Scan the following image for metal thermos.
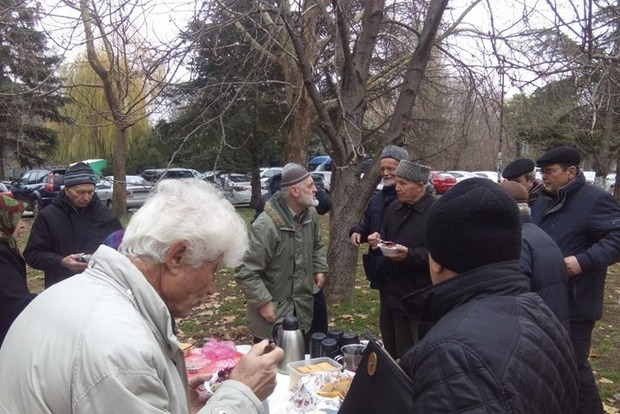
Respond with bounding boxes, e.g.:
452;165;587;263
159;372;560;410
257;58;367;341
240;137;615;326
272;315;305;374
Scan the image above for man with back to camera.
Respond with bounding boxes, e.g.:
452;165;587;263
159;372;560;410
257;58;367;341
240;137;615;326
366;160;435;359
236;163;329;347
0;179;284;413
24;162;122;288
502;157;545;205
531;146;620;414
499;180;570;330
399;178;578;413
349;145;408;352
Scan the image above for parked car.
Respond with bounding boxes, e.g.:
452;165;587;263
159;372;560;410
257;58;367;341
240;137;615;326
583;170;596;185
95;175;154;209
473;171;500;182
606;173;616;193
259;167;283;187
431;171;457;194
218;173;256;206
140;168;202;182
307;155;372;192
0;182;13;198
442;170;477;183
10;168;66;216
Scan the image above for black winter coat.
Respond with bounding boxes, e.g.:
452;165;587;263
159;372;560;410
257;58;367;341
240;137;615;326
531;173;620;321
521;217;570;331
377;191;435;308
349;185;398;290
0;243;36;347
399;261;579;414
24;192;123;288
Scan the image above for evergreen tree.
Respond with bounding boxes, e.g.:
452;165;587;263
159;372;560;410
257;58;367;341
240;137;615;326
0;0;69;177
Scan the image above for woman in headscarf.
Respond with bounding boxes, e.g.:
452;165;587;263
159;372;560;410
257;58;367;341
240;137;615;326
0;195;36;347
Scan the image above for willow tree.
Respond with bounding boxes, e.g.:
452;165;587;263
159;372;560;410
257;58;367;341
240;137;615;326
45;0;170;215
53;55;150;164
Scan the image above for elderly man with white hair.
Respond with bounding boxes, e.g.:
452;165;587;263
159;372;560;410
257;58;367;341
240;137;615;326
0;179;283;414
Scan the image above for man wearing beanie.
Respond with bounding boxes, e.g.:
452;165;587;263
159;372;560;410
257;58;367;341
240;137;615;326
499;180;569;330
531;146;620;414
399;178;578;413
366;159;434;358
24;162;122;288
349;145;407;289
502;157;545;205
236;163;328;347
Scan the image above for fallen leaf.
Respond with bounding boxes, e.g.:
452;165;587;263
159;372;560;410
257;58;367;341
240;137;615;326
599;377;614;384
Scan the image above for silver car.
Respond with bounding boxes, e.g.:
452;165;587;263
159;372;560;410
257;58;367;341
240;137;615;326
96;175;154;209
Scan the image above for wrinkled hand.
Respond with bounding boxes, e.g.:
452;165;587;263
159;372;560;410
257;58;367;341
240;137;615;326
565;256;582;277
61;254;88;272
229;340;283;401
367;232;382;249
385;245;408;262
314;273;326;289
259;302;276;323
350;232;362;247
188;373;212;414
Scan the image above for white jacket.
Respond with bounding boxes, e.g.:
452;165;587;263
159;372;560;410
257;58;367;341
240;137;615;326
0;246;264;414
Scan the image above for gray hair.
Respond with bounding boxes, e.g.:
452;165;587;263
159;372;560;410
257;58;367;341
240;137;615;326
524;171;536;181
119;179;248;268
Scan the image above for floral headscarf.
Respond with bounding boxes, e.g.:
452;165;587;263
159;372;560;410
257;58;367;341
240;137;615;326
0;195;25;252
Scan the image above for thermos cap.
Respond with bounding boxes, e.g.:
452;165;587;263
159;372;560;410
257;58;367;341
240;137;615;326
282;315;300;330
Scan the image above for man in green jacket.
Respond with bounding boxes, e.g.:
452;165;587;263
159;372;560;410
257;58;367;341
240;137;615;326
236;163;329;345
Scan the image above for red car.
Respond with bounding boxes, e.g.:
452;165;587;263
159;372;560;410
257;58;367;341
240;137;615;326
431;171;457;194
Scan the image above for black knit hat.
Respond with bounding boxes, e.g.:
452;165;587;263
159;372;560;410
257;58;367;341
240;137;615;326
536;146;581;167
502;158;535;179
65;162;97;187
425;177;522;274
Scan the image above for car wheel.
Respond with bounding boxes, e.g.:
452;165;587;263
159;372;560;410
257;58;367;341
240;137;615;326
32;199;41;218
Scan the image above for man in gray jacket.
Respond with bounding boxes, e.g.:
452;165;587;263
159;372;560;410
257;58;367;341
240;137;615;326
0;179;283;414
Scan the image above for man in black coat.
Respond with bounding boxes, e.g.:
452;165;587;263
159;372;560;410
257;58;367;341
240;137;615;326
349;145;408;290
399;178;578;413
531;146;620;414
502;157;545;206
24;162;122;288
367;160;435;358
499;180;570;331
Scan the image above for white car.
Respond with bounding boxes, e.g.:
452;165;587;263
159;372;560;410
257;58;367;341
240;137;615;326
443;171;477;183
218;173;263;206
606;173;616;193
473;171;499;182
96;175;154;209
259;167;283;187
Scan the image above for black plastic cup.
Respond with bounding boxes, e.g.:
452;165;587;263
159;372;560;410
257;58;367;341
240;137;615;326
320;337;339;360
310;332;327;359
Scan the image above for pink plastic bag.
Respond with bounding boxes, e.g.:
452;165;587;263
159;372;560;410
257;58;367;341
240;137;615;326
201;338;240;361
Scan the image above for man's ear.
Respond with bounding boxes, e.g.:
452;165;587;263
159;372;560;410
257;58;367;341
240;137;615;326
165;241;188;275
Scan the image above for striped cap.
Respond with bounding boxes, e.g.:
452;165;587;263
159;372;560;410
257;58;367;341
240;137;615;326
65;162;97;187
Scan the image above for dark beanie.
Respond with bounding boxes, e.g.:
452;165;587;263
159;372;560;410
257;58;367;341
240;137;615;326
65;162;97;187
425;177;522;274
281;163;310;188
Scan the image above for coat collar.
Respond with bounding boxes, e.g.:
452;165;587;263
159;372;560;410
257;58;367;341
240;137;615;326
401;261;530;324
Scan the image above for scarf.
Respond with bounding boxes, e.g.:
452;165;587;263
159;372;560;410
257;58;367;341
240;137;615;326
0;195;25;252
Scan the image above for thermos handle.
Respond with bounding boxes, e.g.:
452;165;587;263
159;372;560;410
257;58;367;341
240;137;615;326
272;322;282;344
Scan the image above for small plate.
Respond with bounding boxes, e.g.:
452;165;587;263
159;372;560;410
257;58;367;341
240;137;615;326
378;243;398;255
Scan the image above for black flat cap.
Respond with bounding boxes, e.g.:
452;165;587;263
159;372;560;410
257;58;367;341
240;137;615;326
536;146;581;167
502;158;535;179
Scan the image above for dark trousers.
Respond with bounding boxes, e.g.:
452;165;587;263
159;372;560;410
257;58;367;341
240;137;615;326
570;320;604;414
380;290;420;359
254;290;328;354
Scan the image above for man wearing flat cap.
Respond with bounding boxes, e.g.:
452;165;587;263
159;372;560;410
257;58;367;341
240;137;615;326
398;178;578;413
502;157;544;205
367;160;435;358
24;162;122;288
236;163;328;348
531;145;620;414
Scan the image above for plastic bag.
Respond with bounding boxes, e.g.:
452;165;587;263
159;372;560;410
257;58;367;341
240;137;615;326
201;338;239;361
